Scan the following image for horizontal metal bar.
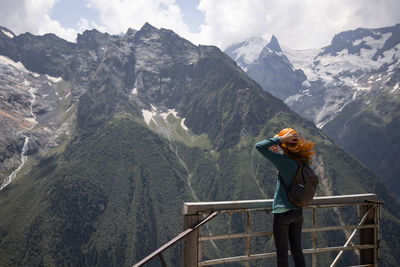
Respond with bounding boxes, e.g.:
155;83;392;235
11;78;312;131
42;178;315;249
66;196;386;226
184;199;273;215
198;208;269;215
302;224;376;233
197;203;379;215
303;244;376;254
184;194;377;215
199;224;376;241
348;265;375;267
198;245;376;266
199;231;273;241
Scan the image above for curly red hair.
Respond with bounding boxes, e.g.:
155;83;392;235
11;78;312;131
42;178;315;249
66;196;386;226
281;138;315;164
278;128;315;164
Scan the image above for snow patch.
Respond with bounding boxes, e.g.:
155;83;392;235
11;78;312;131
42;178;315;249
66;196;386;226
180;118;189;131
232;37;268;64
285;94;303;105
353;39;362;46
46;74;62;83
65;92;71;98
302;80;311;87
142;105;158;125
391;83;400;93
352;91;358;100
1;29;14;38
281;45;320;81
65;104;75;113
0;55;29;72
131;87;138;95
356;85;371;92
160;109;178;119
142;106;189;131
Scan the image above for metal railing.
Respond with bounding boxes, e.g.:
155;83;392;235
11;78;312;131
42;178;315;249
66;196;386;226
134;193;382;267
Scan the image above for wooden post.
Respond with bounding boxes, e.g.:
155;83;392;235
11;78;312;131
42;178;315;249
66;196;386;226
183;214;200;267
359;204;375;265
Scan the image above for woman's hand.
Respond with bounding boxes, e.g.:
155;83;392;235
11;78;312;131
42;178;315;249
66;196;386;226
269;145;280;153
279;131;298;144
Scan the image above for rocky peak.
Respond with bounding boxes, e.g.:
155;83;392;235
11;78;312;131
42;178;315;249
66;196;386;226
136;22;159;38
258;35;285;59
266;35;282;53
77;29;119;50
318;28;379;57
124;28;137;42
318;24;400;59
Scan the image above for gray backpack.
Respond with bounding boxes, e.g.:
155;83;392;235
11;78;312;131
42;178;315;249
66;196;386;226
278;162;319;207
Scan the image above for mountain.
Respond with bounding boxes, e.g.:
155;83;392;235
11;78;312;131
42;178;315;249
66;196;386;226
226;35;307;100
225;24;400;197
1;24;400;266
223;37;267;71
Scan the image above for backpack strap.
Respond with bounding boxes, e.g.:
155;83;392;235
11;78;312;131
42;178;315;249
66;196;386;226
277;162;302;192
277;171;290;191
278;166;305;207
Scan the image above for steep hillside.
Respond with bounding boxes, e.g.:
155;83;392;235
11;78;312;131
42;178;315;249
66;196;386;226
323;88;400;195
0;24;400;266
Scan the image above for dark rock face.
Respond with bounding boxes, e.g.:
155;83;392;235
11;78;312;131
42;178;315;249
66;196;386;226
266;35;282;53
12;33;76;77
0;27;18;62
246;36;306;100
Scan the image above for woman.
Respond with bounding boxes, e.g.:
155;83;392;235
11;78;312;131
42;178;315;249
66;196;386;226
255;128;315;267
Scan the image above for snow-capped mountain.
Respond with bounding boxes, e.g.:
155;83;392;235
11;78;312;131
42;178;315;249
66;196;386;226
224;37;267;71
226;24;400;128
285;24;400;128
226;35;307;100
225;23;400;196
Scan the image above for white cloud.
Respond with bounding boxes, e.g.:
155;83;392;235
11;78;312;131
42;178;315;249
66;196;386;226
0;0;78;42
191;0;400;49
0;0;398;50
87;0;191;36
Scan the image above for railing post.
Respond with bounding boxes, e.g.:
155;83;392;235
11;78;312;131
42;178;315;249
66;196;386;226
312;207;317;267
358;203;375;265
183;214;200;267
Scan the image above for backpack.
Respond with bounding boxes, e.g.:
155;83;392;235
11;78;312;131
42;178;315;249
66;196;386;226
278;162;319;207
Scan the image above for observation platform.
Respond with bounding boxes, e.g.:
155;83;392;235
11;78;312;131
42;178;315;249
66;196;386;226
134;193;382;267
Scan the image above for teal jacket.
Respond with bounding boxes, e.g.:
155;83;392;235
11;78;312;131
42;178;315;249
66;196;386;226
255;136;300;213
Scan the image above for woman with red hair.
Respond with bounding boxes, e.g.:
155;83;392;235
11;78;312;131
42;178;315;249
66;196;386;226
255;128;315;267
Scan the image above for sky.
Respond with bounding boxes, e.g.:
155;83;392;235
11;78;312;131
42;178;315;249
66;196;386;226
0;0;399;50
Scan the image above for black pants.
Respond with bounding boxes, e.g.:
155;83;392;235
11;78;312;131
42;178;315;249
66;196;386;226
273;209;305;267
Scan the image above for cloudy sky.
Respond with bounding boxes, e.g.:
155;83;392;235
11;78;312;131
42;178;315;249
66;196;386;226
0;0;399;50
